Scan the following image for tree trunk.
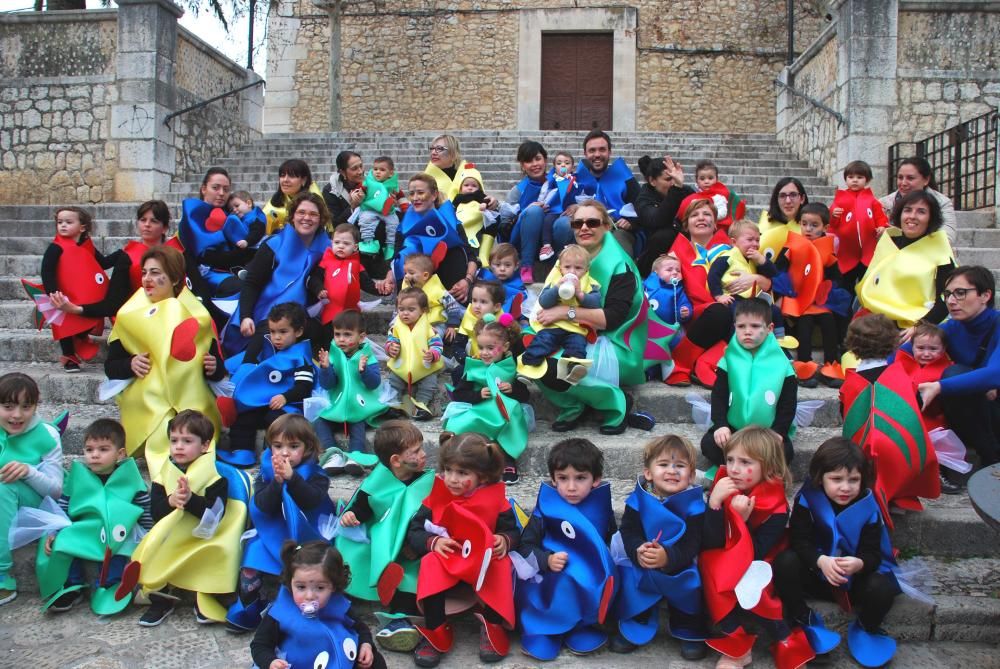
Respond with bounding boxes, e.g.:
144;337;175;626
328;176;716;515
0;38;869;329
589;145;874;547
46;0;87;10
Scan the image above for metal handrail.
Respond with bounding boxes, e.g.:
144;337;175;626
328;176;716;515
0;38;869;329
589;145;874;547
163;78;265;128
774;77;846;128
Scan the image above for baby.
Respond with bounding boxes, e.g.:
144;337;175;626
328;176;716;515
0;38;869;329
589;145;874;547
535;152;585;261
643;253;692;326
352;156;401;259
225;191;267;250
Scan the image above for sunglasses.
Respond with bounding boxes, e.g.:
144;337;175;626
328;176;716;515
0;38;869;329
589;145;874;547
570;217;603;230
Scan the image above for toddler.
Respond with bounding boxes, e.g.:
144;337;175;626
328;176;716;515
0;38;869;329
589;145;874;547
225;190;267;250
480;243;528;316
830;160;888;290
643;253;693;326
534;152;585;261
0;372;64;606
386;288;444;421
352;156;401;260
453;165;499;267
694;160;745;234
310;223;378;344
401;253;464;334
446;279;506;364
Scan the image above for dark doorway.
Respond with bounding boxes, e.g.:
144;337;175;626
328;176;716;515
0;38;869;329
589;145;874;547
540;33;613;131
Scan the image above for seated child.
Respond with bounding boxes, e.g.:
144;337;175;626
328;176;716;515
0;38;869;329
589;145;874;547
313;309;385;453
702;298;797;467
401;253;464;335
446;279;506;365
227;302;316;467
695;160;745;234
613;435;707;659
309;223;379;345
250;540;387;669
406;433;519;667
830;160;889;291
352;155;402;259
39;419;151;615
225;190;267;250
385;288;444;421
445;317;530;484
841;314;941;521
643;253;693;326
337;420;435;653
521;244;602;382
453;165;500;267
514;438;617;660
479;243;528;317
773;437;903;668
130;409;250;627
226;414;333;632
534;151;585;262
0;372;64;606
701;426;814;669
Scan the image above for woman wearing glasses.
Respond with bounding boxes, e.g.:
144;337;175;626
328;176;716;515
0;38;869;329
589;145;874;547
530;199;668;435
856;190;955;343
758;177;809;260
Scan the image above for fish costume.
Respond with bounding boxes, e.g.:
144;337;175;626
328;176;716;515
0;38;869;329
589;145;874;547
515;481;617;660
230;339;315;414
830;187;889;275
890;349;951;431
359;168;399;217
668;227;732;319
718;331;796;436
779;233;838;318
643;274;693;327
453;164;496;266
758;212;802;264
177;198;237;290
222;206;268;249
267;586;362;669
574;157;633;218
613;480;706;645
424;161;465;202
105;285;221;476
543;169;587;215
392;201;466;284
700;181;745;234
317;247;362;325
120;236;185;292
402;273;449;327
387;313;444;414
35;458;146;615
443;355;530;460
316;340;386;427
479;268;527;317
262;182;325;235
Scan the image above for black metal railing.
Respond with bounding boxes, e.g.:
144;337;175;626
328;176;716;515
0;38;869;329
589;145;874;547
163;78;265;128
888;109;997;211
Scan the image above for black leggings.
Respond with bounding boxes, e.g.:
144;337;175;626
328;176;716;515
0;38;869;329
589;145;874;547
939;364;1000;466
701;428;794;466
792;312;839;364
421;590;505;630
686;303;732;348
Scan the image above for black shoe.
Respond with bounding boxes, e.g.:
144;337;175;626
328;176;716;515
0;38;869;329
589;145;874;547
49;589;83;613
413;408;433;422
62;356;81;373
380;408;409;421
193;604;216;625
626;411;655;431
139;596;175;627
799;376;819;389
939;472;964;495
502;466;519;485
344;462;365;477
680;639;708;660
600;421;627;435
608;633;637;654
552;416;581;432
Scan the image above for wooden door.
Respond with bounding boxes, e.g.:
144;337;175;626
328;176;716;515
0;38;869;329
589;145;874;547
540;33;613;131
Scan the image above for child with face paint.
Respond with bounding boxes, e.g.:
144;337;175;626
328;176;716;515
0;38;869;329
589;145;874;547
250;540;386;669
445;279;507;366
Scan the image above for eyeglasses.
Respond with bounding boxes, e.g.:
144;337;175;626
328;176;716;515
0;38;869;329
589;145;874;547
942;287;977;301
778;192;802;201
429;145;449;154
570;218;603;230
295;211;321;220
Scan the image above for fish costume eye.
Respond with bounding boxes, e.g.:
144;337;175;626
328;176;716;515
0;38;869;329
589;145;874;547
649;298;659;312
313;650;330;669
462;539;473;558
560;520;576;540
100;527;107;543
425;225;439;237
95;273;105;284
112;524;128;542
268;370;282;383
342;638;358;661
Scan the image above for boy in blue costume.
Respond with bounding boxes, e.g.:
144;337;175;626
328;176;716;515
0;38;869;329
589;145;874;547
644;253;693;327
611;435;708;659
224;190;267;251
225;303;316;467
479;243;528;317
514;438;617;660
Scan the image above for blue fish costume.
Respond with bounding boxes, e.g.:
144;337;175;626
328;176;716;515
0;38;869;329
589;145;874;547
574;158;632;218
643;274;693;327
614;479;707;645
223;223;328;356
479;268;527;317
516;481;617;660
543;169;586;215
392;201;466;283
223;207;267;248
268;586;361;669
229;339;315;413
796;481;902;667
178;198;235;290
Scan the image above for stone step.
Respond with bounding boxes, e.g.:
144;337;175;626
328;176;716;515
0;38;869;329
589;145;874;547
954;247;1000;267
953;209;996;229
0;218;137;237
0;236;135;256
956;226;1000;246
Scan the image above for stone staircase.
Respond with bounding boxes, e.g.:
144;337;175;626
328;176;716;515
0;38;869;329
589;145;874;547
2;131;999;664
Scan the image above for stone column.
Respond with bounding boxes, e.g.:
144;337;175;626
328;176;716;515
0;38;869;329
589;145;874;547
832;0;899;193
263;0;304;133
111;0;183;200
313;0;341;131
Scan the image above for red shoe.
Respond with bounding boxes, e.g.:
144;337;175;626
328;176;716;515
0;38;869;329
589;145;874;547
792;360;819;381
666;337;705;386
475;613;509;662
414;622;453;654
772;627;816;669
707;626;756;660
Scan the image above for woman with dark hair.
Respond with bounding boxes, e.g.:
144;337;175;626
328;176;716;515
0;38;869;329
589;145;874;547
505;140;551;282
263;159;324;234
879;157;957;245
857;190;955;342
633;154;693;276
758;177;809;260
322;150;365;227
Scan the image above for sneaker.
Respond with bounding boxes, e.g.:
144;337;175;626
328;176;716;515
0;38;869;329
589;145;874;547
566;363;589;385
538;244;555;261
61;356;81;373
520;266;534;284
138;597;175;627
502;466;519;485
49;589;83;612
375;618;421;652
413;408;433;422
680;639;708;660
0;574;17;607
193;604;216;624
359;239;381;255
344;461;365;477
939;472;964;495
608;633;637;654
413;637;443;668
478;623;505;663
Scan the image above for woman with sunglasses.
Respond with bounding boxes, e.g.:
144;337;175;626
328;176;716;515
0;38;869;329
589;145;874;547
856;190;955;343
529;199;669;435
758;177;809;260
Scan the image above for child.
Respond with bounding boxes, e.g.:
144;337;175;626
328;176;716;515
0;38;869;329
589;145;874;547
128;409;251;626
643;253;693;326
894;321;951;432
39;206;112;372
406;432;519;667
695;160;745;234
226;415;334;632
309;223;379;345
840;314;941;523
0;373;64;606
480;243;528;316
830;160;889;290
453;165;499;267
336;420;435;652
401;253;464;335
701;298;797;467
352;155;402;259
700;426;815;669
313;309;386;452
38;419;151;615
224;190;267;250
613;435;707;659
534;152;585;262
446;279;506;365
385;288;444;421
521;244;602;382
250;540;387;669
226;302;316;467
773;437;903;668
444;317;530;484
514;438;617;660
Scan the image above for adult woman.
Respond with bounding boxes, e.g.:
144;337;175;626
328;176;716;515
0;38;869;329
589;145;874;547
667;195;772;386
322;150;365;227
857;190;955;341
103;246;224;475
262;159;325;234
424;133;498;206
506;140;552;282
758;177;809;260
226;192;330;355
633;155;693;276
880;157;956;245
531;200;669;434
177;167;245;298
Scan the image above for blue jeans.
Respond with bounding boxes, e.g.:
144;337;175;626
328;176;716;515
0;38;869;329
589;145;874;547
513;208;573;267
523;328;588;365
313;418;368;452
66;554;126;587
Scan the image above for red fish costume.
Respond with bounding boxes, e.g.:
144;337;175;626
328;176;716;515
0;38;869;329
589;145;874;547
829;188;888;274
780;233;838;318
700;182;745;234
888;349;952;432
50;235;109;349
121;237;184;292
317;248;361;325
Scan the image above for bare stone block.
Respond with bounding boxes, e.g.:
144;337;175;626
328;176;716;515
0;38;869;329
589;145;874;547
36;100;51;112
27;128;51;143
51;99;70;112
2;151;16;169
23;109;41;128
52;126;67;141
960;83;980;100
34;153;55;170
66;85;90;99
925;82;941;101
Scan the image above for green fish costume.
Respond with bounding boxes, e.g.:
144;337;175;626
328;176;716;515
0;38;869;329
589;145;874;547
317;341;386;426
717;332;796;435
443;356;529;459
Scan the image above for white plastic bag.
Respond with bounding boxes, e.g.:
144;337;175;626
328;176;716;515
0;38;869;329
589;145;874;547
794;399;825;428
586;336;619;387
686;393;713;430
8;497;70;550
191;498;224;539
928;427;973;474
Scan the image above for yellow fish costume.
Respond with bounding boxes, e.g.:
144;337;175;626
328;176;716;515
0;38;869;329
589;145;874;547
128;450;252;621
424;161;463;201
388;314;444;413
857;228;955;328
758;211;801;263
529;265;600;337
106;287;221;475
402;273;448;327
262;182;325;235
453;164;495;266
717;248;762;299
457;304;491;359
